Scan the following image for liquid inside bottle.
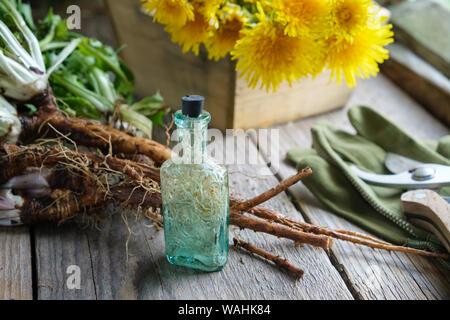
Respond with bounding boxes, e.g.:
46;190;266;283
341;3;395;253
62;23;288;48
160;102;229;272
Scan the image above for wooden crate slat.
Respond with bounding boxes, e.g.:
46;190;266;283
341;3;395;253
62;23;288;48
234;70;353;129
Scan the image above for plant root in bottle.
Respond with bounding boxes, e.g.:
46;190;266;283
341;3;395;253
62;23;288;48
160;95;229;272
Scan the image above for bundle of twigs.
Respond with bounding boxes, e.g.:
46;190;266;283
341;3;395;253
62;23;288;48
1;111;448;279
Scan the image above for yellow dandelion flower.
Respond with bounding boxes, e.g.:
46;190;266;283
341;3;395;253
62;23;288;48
231;12;324;92
165;8;211;55
195;0;223;22
240;0;273;13
331;0;373;40
141;0;194;27
274;0;331;37
206;6;247;61
326;23;394;87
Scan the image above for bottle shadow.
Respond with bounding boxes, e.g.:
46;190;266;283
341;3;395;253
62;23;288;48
134;254;218;299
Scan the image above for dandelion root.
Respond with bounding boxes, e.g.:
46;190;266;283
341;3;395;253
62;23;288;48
233;237;305;279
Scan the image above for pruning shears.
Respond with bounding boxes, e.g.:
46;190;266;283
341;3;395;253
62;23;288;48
350;153;450;252
350;154;450;190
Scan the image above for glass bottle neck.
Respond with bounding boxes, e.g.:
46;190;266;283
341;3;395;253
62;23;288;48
174;110;210;164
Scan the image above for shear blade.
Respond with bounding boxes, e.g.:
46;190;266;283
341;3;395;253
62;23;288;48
349;165;450;189
384;153;425;174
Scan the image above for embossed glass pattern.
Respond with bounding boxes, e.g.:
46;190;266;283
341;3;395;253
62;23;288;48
160;110;229;271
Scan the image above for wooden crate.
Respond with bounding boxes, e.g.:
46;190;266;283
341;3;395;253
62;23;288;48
105;0;354;130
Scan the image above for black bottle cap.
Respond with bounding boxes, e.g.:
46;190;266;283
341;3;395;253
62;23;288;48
182;95;204;118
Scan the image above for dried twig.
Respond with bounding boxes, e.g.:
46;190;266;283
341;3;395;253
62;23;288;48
233;237;304;279
231;167;312;213
247;206;450;259
230;212;333;250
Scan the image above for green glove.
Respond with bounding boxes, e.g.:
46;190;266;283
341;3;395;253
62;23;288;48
287;105;450;264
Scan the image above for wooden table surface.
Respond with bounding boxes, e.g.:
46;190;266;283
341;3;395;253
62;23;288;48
0;75;449;300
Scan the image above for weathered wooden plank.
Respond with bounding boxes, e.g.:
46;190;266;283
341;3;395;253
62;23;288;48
28;79;449;300
85;208;157;300
34;224;97;300
0;227;32;300
381;43;450;126
254;75;450;300
140;135;353;299
82;133;353;299
390;0;450;78
33;208;161;300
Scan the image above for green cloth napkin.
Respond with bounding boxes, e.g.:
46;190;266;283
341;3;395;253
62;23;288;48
286;105;450;264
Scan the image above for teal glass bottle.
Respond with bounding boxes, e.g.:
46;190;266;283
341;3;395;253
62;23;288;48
160;95;229;272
